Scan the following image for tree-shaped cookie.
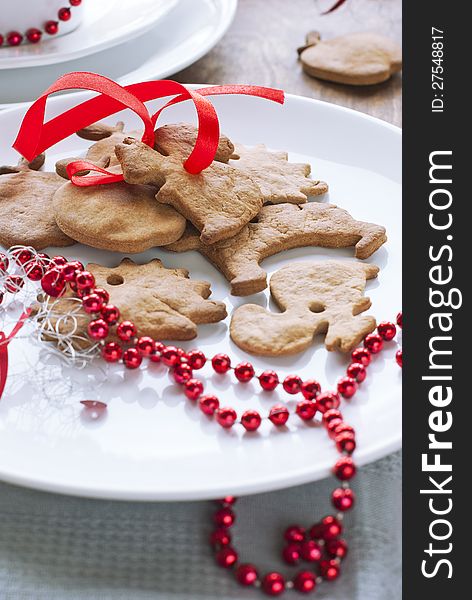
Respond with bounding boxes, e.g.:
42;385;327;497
230;143;328;204
90;258;227;340
0;155;74;249
115;138;264;245
166;202;387;295
230;261;379;356
53;180;186;253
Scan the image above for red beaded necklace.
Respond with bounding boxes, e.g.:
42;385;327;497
0;0;82;47
1;247;402;596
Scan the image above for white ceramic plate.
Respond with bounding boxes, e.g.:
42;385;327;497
0;0;238;108
0;0;179;70
0;89;401;500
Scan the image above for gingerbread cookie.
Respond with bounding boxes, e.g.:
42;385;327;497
115;138;264;245
53;180;186;253
166;202;387;295
154;123;235;163
0;156;74;250
44;258;227;343
230;144;328;204
230;261;378;356
298;31;402;86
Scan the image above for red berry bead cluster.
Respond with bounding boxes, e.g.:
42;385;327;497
0;1;82;47
0;248;53;305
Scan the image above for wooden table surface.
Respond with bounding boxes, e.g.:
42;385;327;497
175;0;402;127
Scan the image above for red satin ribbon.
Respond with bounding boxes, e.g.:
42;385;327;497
13;72;285;184
0;310;31;400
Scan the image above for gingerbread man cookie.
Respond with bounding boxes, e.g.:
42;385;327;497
154;123;236;163
166;202;387;295
230;261;379;356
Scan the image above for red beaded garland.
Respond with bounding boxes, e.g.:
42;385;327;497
323;409;343;425
82;293;104;314
216;407;237;428
101;342;123;363
135;336;155;357
12;249;33;264
76;270;95;290
212;353;231;373
116;321;137;342
41;268;66;297
51;256;67;267
216;546;238;568
122;348;142;369
293;571;317;594
259;370;279;391
210;528;231;547
45;21;59;35
234;362;255;382
236;564;259;586
300;379;320;400
282;543;301;565
241;409;262;431
262;573;285;596
100;304;120;325
214;507;235;527
184;379;204;401
58;7;72;20
173;363;193;384
300;539;322;562
335;432;356;454
186;350;206;370
87;319;109;340
268;404;289;426
295;400;317;421
320;559;340;581
337;376;358;398
333;456;356;480
396;349;403;368
282;374;302;394
199;395;219;415
351;347;371;366
396;311;402;328
364;332;383;353
326;538;348;559
7;31;23;46
70;0;82;5
377;321;397;341
5;276;24;293
346;362;366;383
284;525;305;543
316;515;343;541
332;487;355;511
0;253;9;272
26;28;42;44
26;262;45;281
93;287;110;304
316;391;340;413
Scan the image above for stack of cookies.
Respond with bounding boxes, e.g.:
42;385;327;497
0;121;387;355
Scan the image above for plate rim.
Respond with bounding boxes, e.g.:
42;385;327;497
0;88;402;501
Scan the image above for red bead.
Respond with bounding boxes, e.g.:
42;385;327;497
0;35;3;46
70;0;82;5
41;268;66;297
241;409;262;431
216;407;237;428
173;363;193;384
259;370;279;391
184;379;204;401
396;311;402;328
296;400;317;421
282;543;301;565
334;423;355;437
116;321;137;342
396;349;403;368
216;546;238;568
154;341;165;353
337;377;358;398
37;252;50;266
101;342;122;363
268;404;289;426
199;395;219;415
300;379;321;400
75;286;92;299
261;572;285;596
212;353;231;373
323;409;343;425
283;374;302;394
284;525;306;543
87;319;109;340
319;515;343;540
335;432;356;454
93;287;109;304
364;332;383;353
334;457;356;480
377;321;397;341
7;31;23;46
0;292;3;305
186;350;206;370
351;347;371;366
123;348;142;369
315;391;340;413
0;253;9;272
45;20;59;35
101;304;120;325
234;362;255;382
293;571;317;594
149;346;161;363
82;293;104;314
76;270;95;290
26;28;42;44
326;538;348;559
346;362;366;383
210;528;231;547
61;263;78;282
320;559;340;581
214;507;235;527
332;487;355;511
12;249;33;265
25;262;44;281
326;418;343;439
219;496;236;505
236;564;259;586
5;275;24;293
58;7;72;20
136;336;154;357
160;345;181;366
300;540;322;562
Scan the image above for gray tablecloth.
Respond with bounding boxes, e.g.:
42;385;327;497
0;451;401;600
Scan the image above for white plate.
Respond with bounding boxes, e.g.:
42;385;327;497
0;0;179;70
0;89;401;500
0;0;238;108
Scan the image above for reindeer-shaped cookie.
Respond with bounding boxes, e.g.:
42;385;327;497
230;261;379;355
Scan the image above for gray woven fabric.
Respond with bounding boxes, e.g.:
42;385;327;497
0;451;401;600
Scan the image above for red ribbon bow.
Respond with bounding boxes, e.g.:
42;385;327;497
13;72;285;186
0;310;31;400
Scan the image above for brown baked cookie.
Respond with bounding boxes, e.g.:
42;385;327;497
230;143;328;204
154;123;235;163
0;156;74;250
115;138;264;245
53;180;186;253
299;31;402;86
166;202;387;295
230;261;378;356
